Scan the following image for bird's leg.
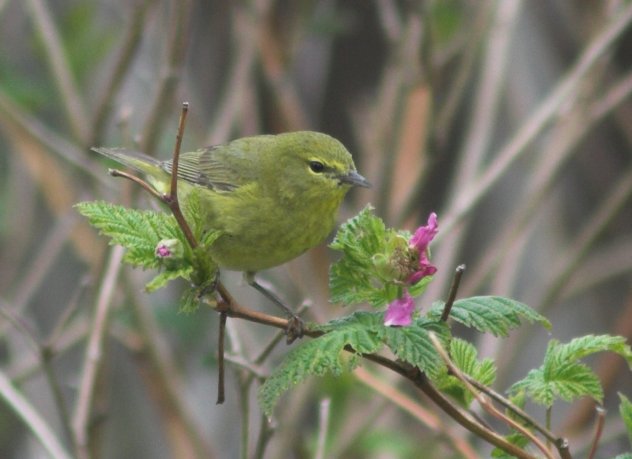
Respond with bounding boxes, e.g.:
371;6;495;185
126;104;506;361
245;272;304;343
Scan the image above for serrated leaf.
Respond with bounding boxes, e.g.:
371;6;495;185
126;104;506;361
329;206;394;307
620;394;632;448
75;201;184;269
548;335;632;369
259;312;384;416
145;266;194;293
509;335;631;407
429;296;551;337
382;318;449;378
434;338;497;407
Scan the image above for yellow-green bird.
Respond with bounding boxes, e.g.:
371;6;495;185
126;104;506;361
93;130;369;279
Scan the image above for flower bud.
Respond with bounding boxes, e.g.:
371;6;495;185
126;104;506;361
155;239;184;267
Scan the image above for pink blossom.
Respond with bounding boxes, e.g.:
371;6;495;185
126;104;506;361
384;291;415;327
408;212;438;284
410;212;438;252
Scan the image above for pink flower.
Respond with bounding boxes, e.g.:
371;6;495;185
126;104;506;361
410;212;438;252
408;213;438;284
384;291;415;327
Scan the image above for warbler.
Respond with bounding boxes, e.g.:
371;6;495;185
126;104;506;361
93;131;370;274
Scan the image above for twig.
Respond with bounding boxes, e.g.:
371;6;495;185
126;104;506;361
440;264;466;321
353;366;479;459
435;2;632;242
24;0;89;144
463;374;560;444
205;0;273;144
1;302;76;451
429;332;556;459
109;169;164;200
217;312;227;404
162;103;199;250
72;245;124;459
122;273;217;459
0;370;72;459
91;0;156;145
140;0;192;154
539;166;632;312
587;406;606;459
314;398;331;459
0;89;109;186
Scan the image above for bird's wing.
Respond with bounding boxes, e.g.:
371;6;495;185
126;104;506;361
163;144;256;192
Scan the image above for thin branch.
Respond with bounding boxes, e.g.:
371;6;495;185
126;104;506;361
314;398;331;459
0;370;73;459
353;366;479;459
0;89;109;186
539;166;632;312
435;2;632;242
217;312;227;404
91;0;156;145
24;0;90;144
140;0;192;154
429;333;556;459
122;272;217;459
72;245;124;459
109;169;164;200
463;374;560;444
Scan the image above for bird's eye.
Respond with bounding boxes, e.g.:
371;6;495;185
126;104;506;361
309;161;325;173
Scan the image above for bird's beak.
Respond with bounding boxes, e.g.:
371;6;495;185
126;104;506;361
339;170;371;188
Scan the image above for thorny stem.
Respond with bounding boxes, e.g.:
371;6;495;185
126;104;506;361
440;264;466;321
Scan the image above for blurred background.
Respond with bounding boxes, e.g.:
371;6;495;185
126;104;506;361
1;0;631;457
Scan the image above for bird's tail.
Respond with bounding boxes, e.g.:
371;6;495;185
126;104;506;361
91;147;165;177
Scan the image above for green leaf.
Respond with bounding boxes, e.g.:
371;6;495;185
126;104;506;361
510;335;632;408
145;266;194;293
259;312;384;415
329;206;393;307
382;318;449;378
548;335;632;369
75;201;184;269
429;296;551;337
613;455;632;459
619;393;632;448
259;312;452;415
434;338;497;407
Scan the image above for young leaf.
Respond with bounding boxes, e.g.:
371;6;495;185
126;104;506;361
429;296;551;337
145;266;194;293
329;206;393;307
259;312;384;415
434;338;497;407
510;335;632;408
75;201;184;268
619;393;632;448
548;335;632;369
